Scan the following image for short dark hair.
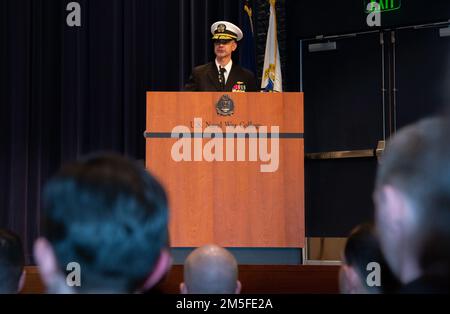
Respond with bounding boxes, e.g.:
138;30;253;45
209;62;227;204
0;229;25;293
42;153;169;292
344;223;400;293
375;117;450;272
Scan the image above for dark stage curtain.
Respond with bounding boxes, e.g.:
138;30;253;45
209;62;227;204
0;0;264;263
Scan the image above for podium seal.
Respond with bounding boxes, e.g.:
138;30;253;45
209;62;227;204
216;95;234;116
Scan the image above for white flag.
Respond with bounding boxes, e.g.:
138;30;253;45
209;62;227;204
261;0;282;92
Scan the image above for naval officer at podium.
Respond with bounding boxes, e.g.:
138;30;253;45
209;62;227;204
184;21;258;92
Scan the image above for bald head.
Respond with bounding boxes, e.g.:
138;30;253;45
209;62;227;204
182;244;240;294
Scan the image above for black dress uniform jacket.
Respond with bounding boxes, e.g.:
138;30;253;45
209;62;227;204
184;62;257;92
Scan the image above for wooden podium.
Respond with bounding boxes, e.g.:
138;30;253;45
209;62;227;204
145;92;304;248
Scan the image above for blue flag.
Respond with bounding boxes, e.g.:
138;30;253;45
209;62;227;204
239;0;257;76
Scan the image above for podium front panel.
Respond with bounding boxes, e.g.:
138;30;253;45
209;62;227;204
145;92;304;248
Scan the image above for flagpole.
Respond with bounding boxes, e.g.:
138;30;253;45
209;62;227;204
272;0;278;85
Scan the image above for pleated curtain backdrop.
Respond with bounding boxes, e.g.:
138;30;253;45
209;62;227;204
0;0;286;263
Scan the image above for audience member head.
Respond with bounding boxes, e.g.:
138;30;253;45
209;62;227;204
34;153;170;293
0;229;26;293
339;223;400;294
374;117;450;285
181;244;241;294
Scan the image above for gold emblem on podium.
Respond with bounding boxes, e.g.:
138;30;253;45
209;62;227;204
216;95;235;116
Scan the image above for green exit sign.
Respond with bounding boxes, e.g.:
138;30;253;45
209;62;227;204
365;0;401;13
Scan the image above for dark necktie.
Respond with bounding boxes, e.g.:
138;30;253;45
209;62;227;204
218;66;226;91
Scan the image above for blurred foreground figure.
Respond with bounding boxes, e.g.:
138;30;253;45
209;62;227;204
0;229;26;294
374;117;450;293
34;153;170;293
339;223;400;294
180;244;241;294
